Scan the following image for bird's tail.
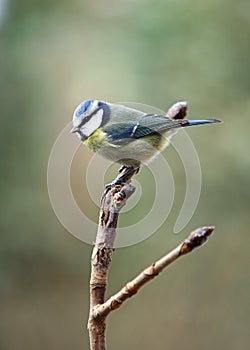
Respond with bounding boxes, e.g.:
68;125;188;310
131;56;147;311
185;119;222;127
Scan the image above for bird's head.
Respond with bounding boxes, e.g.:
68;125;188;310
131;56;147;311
71;99;110;141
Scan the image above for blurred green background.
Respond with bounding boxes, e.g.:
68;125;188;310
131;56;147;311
1;0;250;349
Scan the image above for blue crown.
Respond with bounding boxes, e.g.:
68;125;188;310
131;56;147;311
74;99;93;117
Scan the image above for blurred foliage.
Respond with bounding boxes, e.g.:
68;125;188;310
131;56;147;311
0;0;250;349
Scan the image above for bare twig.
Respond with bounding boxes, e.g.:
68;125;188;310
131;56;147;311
92;226;214;319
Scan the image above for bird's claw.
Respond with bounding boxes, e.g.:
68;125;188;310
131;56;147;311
105;180;126;190
105;165;140;192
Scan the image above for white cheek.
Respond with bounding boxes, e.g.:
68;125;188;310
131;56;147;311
81;109;103;136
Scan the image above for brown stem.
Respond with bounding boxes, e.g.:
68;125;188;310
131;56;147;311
88;167;137;350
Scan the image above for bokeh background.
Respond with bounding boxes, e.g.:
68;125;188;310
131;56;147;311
1;0;250;349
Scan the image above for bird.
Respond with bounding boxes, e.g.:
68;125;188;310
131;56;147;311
71;99;221;185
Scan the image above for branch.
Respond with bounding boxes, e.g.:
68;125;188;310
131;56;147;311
92;226;215;319
88;167;138;350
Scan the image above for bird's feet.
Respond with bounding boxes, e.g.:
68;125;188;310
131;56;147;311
105;165;140;190
105;179;126;191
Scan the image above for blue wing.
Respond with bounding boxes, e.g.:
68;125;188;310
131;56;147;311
103;113;219;146
104;114;188;146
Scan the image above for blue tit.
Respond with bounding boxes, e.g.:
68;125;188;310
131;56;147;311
71;99;220;169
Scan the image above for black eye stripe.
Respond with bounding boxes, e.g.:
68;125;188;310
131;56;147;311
78;112;94;128
78;104;110;129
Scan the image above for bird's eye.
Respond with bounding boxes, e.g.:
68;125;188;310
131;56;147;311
75;99;93;117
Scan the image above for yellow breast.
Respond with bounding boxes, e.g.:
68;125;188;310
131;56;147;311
83;129;107;152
